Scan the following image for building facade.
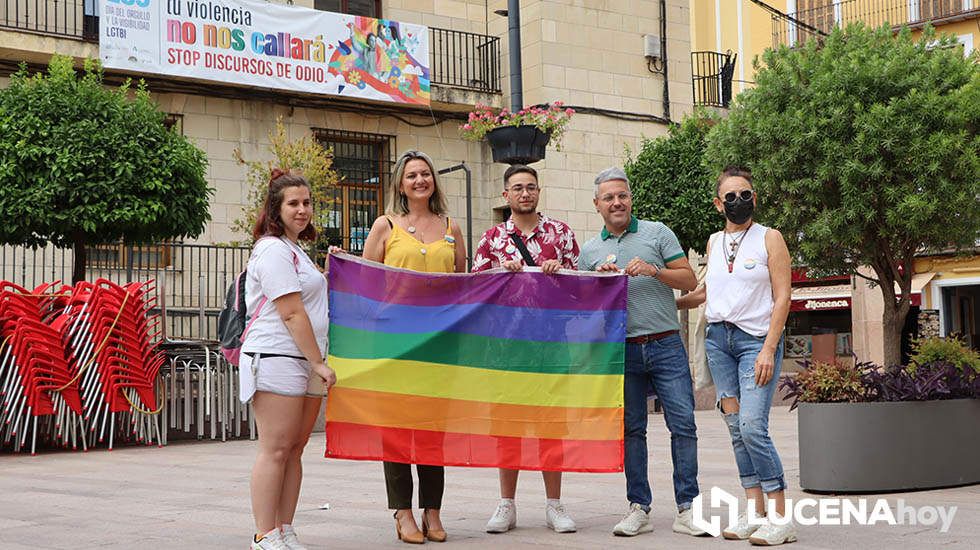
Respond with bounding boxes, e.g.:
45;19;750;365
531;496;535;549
1;0;696;338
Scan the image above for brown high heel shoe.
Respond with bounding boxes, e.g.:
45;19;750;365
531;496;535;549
421;510;447;543
394;511;425;544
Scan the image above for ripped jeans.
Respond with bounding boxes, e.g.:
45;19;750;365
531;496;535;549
705;322;786;493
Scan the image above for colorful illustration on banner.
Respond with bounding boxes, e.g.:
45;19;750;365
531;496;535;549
328;17;430;104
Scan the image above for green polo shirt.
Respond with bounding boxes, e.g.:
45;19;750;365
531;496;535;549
579;216;686;337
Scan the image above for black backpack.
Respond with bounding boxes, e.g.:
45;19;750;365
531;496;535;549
218;270;262;366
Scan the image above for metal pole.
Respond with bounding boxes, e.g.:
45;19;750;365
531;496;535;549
437;163;473;271
507;0;523;112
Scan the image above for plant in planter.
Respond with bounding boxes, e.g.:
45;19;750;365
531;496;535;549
459;102;574;165
779;339;980;493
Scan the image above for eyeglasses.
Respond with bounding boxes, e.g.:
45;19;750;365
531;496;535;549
723;189;754;203
598;192;631;203
507;184;539;194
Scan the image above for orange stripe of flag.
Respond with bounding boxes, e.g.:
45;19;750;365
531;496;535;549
326;387;623;441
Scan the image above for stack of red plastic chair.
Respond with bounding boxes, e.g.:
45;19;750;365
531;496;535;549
0;283;84;454
61;280;164;451
1;279;164;453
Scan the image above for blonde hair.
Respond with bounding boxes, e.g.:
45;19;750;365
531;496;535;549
387;150;448;216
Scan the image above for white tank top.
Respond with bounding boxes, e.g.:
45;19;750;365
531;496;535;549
704;223;773;337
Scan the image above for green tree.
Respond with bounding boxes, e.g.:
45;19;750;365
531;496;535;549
0;55;212;283
232;119;339;252
708;24;980;366
624;110;719;255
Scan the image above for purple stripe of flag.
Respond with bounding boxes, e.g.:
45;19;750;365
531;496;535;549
328;254;627;311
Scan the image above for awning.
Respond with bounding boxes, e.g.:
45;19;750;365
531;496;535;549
791;284;851;312
791;273;934;312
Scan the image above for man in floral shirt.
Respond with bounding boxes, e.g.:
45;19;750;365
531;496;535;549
472;164;580;535
472;165;579;275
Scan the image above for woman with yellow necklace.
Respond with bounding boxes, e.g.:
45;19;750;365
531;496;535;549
361;150;466;543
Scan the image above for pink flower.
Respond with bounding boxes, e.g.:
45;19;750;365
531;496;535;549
462;124;473;131
565;108;575;116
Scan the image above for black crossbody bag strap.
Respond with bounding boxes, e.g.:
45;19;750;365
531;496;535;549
509;233;537;267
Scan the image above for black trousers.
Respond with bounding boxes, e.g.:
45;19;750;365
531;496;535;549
384;461;444;510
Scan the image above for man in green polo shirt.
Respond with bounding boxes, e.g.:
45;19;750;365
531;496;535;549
579;167;706;539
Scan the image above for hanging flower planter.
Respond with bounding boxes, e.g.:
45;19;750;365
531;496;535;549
459;102;575;165
485;126;552;165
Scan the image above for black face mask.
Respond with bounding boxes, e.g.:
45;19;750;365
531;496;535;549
723;197;754;225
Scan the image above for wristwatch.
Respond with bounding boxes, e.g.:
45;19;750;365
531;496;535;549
652;264;662;278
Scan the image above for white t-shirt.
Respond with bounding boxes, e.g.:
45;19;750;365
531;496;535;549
240;236;329;357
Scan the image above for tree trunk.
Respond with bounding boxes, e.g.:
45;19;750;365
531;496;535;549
72;236;87;284
875;265;912;368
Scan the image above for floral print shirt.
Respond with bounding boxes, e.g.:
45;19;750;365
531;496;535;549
472;213;579;272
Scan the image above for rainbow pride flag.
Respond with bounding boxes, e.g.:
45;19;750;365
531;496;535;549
325;255;627;472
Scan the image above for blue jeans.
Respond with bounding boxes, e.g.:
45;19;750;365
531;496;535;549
705;322;786;493
624;333;700;510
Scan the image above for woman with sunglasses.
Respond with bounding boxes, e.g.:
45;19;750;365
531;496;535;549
677;166;795;545
361;150;466;544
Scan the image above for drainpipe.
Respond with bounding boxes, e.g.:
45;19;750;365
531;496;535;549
438;163;473;271
660;0;671;122
508;0;523;112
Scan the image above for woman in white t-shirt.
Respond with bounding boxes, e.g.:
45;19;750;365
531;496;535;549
677;167;795;545
241;169;336;550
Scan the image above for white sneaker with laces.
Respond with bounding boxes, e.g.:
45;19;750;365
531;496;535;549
672;508;709;536
722;513;762;540
749;515;798;546
545;502;577;533
251;528;289;550
280;524;308;550
612;503;652;536
486;500;517;533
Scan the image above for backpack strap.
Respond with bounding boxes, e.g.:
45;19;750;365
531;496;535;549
509;233;537;267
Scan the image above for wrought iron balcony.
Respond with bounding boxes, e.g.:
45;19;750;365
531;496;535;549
772;0;978;48
691;50;737;108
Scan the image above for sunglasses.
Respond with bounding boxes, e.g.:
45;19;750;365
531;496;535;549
723;190;754;203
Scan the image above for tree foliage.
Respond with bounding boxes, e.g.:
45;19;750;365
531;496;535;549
232;119;339;250
0;55;212;282
707;24;980;366
624;110;720;255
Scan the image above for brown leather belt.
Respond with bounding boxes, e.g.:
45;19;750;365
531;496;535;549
625;330;678;344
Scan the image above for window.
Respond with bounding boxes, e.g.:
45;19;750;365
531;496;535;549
314;129;393;254
314;0;381;17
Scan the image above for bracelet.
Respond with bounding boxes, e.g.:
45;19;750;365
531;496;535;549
652;264;662;278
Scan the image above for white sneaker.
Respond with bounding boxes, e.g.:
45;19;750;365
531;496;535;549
612;503;652;536
749;515;798;546
251;529;289;550
672;508;709;536
486;500;517;533
722;513;762;540
546;502;577;533
280;524;308;550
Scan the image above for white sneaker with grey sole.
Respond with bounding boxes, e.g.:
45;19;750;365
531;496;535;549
722;513;762;540
251;529;289;550
749;515;798;546
546;502;577;533
280;524;308;550
486;500;517;533
672;508;709;536
612;503;652;536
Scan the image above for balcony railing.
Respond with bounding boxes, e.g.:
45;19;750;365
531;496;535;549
692;51;737;108
0;3;502;94
429;27;501;93
772;0;978;48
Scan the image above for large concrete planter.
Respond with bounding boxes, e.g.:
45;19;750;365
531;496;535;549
798;399;980;493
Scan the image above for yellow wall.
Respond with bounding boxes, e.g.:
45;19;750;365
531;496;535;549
690;0;978;87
